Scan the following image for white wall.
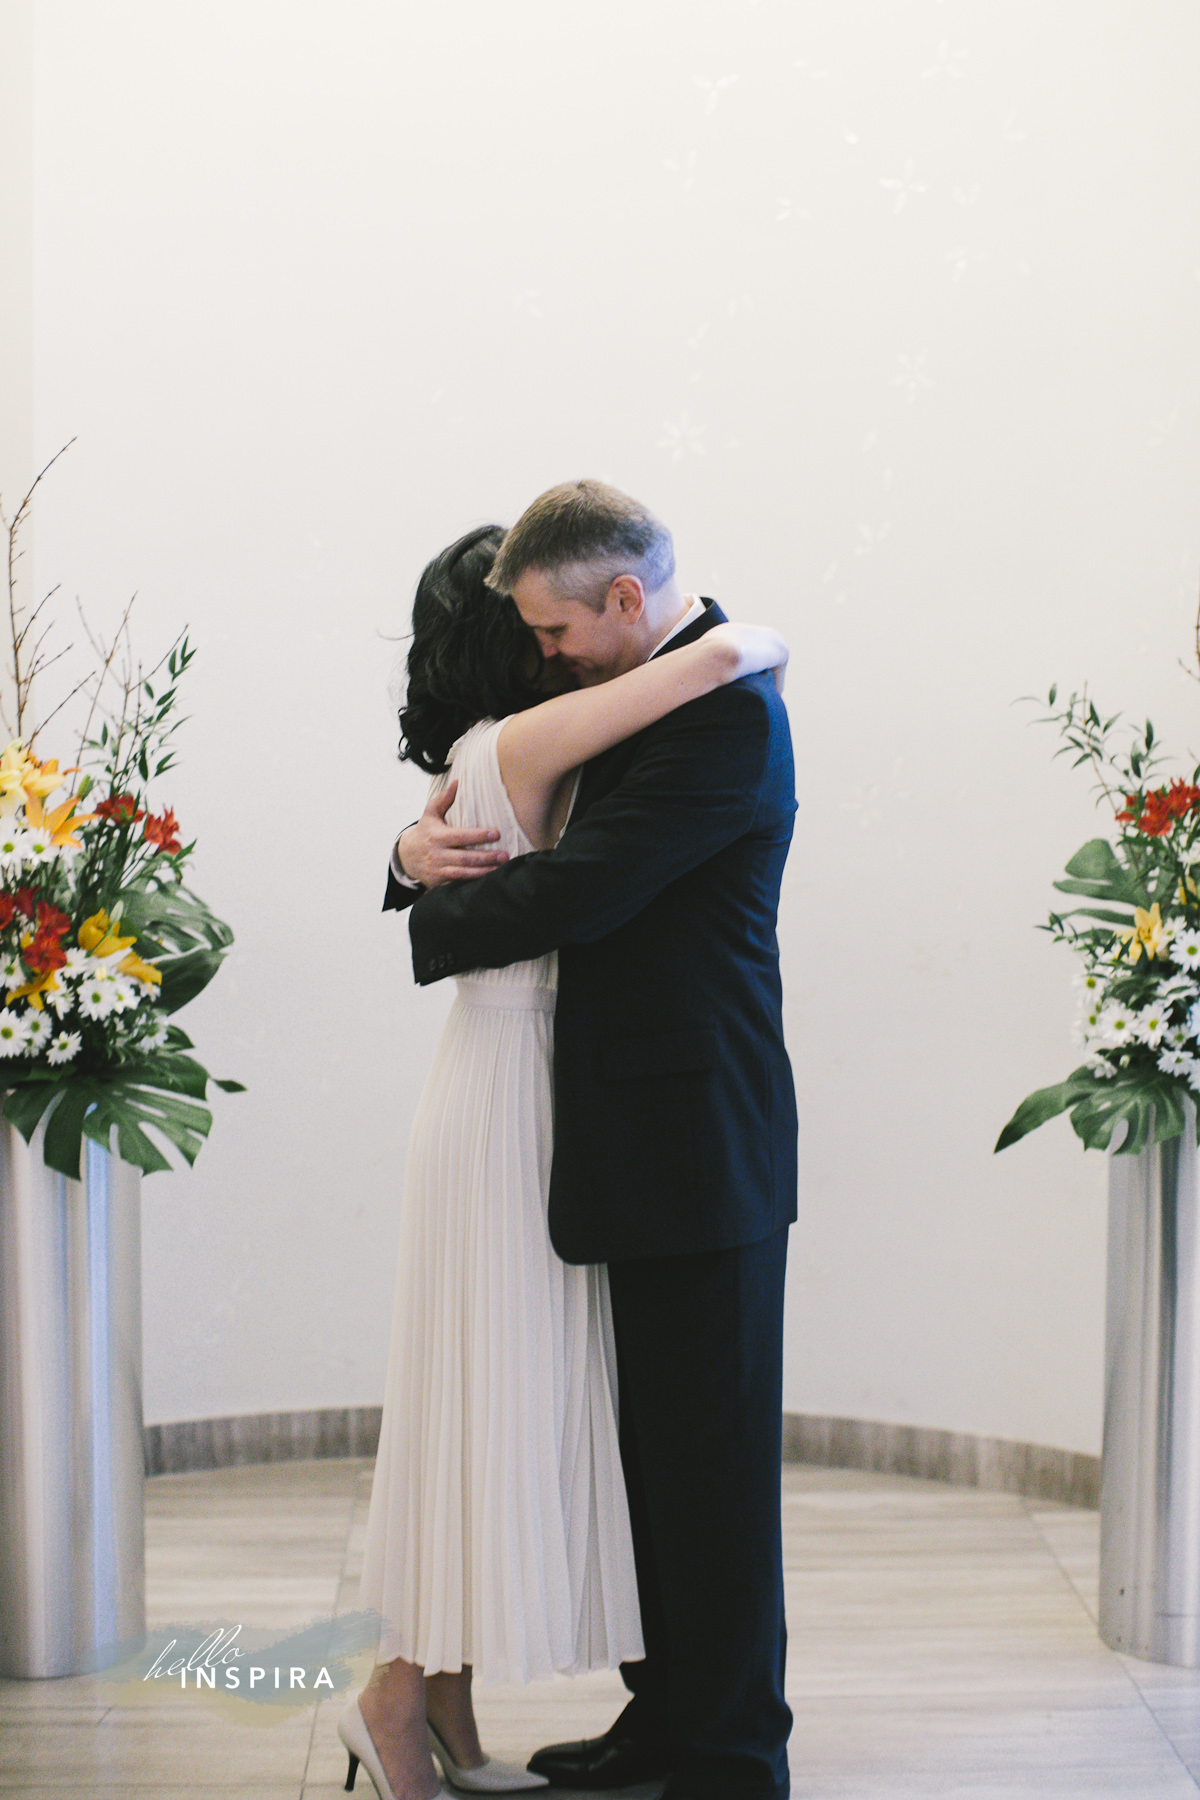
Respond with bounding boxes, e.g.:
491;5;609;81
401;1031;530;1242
19;1;1200;1451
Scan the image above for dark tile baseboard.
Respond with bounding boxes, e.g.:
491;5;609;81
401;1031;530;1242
144;1406;382;1474
143;1404;1099;1506
783;1411;1100;1508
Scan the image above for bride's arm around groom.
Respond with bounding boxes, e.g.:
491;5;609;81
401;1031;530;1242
403;481;798;1800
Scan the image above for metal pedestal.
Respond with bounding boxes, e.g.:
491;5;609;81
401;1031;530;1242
0;1119;145;1677
1100;1100;1200;1665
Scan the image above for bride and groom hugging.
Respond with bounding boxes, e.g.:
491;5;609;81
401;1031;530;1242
341;480;798;1800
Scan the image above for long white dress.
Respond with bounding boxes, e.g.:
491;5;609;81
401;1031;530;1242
359;718;644;1686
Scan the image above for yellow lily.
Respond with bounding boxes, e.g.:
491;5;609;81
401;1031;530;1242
23;789;97;850
1120;902;1171;964
77;909;138;959
118;950;162;988
6;969;61;1012
20;755;67;802
0;741;74;817
0;741;37;817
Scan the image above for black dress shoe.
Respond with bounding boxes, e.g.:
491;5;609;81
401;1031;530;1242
526;1730;675;1789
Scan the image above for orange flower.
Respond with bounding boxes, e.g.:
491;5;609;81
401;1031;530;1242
23;789;97;850
143;808;182;855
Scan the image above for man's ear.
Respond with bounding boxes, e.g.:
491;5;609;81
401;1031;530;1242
606;574;646;623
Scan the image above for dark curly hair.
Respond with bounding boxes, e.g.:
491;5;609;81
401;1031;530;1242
397;525;546;774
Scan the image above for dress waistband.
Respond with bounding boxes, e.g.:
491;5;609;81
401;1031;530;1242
455;979;556;1013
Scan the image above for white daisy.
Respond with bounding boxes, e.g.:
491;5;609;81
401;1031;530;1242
1138;1004;1172;1047
0;824;30;863
23;1010;51;1051
46;1029;81;1065
22;828;53;861
77;981;118;1020
1182;843;1200;868
0;1008;30;1055
44;981;72;1015
1159;1047;1193;1076
1167;1024;1192;1050
61;945;92;974
1170;929;1200;970
1073;968;1105;999
1085;1053;1117;1079
0;951;25;988
104;977;139;1013
1097;1003;1137;1046
140;1015;170;1049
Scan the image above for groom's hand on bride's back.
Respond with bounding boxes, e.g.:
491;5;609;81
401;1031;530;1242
396;780;510;888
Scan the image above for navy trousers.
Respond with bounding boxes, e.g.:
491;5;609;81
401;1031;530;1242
606;1225;792;1800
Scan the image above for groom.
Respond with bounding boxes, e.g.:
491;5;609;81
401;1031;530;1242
386;480;797;1800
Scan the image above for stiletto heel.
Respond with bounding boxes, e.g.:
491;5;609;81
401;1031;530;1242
338;1695;446;1800
426;1719;548;1793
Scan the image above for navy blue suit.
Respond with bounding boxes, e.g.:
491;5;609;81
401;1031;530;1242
388;601;797;1798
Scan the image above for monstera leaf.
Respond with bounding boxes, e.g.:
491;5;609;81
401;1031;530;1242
996;1062;1191;1157
1;1027;245;1178
115;877;234;1014
1051;839;1153;927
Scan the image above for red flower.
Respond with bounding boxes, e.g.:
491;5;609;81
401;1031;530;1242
1116;781;1200;838
35;901;71;938
19;901;72;977
143;807;182;855
0;894;14;930
1166;779;1200;819
95;793;145;825
23;928;68;977
13;887;37;920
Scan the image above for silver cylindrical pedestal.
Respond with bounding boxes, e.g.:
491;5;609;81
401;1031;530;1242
0;1118;146;1677
1099;1099;1200;1665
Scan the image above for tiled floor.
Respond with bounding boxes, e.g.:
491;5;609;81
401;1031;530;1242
3;1459;1200;1796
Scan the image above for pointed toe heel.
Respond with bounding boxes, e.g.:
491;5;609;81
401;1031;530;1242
427;1720;549;1792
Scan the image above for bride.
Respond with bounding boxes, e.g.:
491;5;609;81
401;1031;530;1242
340;525;786;1800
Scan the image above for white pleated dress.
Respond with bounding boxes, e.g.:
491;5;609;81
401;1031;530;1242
360;719;644;1686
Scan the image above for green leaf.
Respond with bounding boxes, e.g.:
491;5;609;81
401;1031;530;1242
0;1045;241;1178
996;1065;1190;1157
995;1067;1098;1151
156;947;227;1013
2;1079;63;1145
1054;905;1138;927
43;1085;97;1179
212;1077;246;1092
1052;838;1150;909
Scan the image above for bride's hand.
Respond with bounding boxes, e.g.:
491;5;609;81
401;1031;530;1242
705;622;790;694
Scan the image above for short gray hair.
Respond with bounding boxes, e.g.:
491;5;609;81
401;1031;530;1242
485;479;675;611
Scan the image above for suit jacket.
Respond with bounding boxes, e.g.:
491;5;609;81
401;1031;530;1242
385;600;798;1264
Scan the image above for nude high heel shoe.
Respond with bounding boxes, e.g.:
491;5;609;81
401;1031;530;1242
426;1719;549;1793
339;1694;447;1799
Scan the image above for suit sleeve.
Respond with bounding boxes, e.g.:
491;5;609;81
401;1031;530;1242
383;864;423;912
408;681;770;983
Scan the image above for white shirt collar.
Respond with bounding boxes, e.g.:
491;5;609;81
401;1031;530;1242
648;593;706;659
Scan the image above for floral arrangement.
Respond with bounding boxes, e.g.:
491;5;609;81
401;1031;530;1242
997;687;1200;1158
0;446;241;1178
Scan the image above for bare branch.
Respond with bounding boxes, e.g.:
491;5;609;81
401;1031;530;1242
28;673;92;745
5;441;77;736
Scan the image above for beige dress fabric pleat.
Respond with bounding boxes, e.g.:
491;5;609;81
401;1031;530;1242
360;718;644;1685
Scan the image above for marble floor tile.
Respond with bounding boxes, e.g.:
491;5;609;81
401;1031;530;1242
5;1457;1200;1797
